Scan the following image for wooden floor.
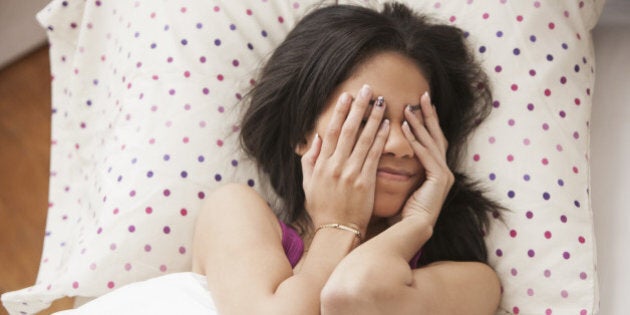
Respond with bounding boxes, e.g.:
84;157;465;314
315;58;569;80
0;46;73;314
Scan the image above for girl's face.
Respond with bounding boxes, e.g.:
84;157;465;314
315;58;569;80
300;51;430;218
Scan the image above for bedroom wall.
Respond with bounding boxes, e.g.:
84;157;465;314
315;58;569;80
0;0;50;69
591;0;630;313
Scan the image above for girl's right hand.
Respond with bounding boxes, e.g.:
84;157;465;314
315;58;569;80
300;84;390;234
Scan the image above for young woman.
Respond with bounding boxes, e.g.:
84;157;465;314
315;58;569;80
193;2;503;314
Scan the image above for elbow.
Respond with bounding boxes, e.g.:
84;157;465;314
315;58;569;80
320;269;379;314
320;281;366;314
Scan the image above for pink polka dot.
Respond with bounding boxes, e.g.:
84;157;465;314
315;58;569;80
107;281;115;289
72;281;79;289
561;290;569;298
544;231;552;239
527;288;534;296
507;154;514;162
510;84;518;91
180;208;188;216
125;263;132;271
473;154;480;161
160;265;168;272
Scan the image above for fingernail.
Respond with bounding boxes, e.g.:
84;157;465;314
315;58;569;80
339;93;350;104
406;104;414;112
375;96;384;107
360;84;371;98
402;120;409;129
380;119;390;130
314;133;319;142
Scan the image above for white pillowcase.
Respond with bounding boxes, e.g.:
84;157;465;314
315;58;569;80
2;1;603;314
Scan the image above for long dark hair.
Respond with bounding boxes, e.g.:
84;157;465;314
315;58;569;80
240;2;502;266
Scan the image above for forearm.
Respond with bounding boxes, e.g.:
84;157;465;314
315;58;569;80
321;216;433;313
269;228;359;314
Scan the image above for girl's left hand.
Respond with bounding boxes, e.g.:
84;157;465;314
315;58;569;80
400;92;454;228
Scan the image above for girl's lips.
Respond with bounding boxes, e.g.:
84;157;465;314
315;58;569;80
377;168;414;181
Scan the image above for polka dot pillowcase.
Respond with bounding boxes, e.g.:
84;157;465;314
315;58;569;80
1;0;602;314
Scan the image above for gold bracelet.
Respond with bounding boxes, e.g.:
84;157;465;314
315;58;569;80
315;223;362;241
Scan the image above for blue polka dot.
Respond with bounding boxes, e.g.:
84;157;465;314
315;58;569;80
543;192;551;200
529;35;536;42
163;154;170;161
247;43;254;50
147;171;154;178
229;24;236;31
562;43;568;49
523;174;530;181
489;173;496;180
214;39;221;46
508;190;515;198
546;54;554;61
261;30;268;37
150;43;157;49
247;179;255;187
181;171;188;178
479;46;486;53
513;48;520;55
215;174;222;181
196;22;203;29
181;39;188;45
198;155;205;162
496;30;503;37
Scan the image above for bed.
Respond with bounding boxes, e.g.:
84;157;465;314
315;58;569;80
3;0;625;314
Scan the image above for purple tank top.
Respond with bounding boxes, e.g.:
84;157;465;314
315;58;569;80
278;220;422;269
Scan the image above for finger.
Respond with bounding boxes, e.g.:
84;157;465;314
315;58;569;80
404;106;445;166
320;93;352;158
362;119;390;174
333;84;373;158
402;121;443;173
301;133;322;183
420;92;448;155
348;96;386;166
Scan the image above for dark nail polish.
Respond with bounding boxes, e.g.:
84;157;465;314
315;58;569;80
375;96;384;107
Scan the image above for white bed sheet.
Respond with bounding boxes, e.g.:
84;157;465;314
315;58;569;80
54;273;216;315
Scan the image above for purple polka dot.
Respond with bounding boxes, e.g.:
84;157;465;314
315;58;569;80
150;43;157;49
563;252;571;259
214;39;221;46
128;225;136;233
527;249;535;257
147;170;154;178
544;269;552;277
229;24;236;30
543;192;550;200
163;154;170;161
489;173;496;180
496;249;503;257
215;174;222;181
163;226;171;234
479;46;486;53
513;48;521;55
247;179;255;187
196;23;203;29
496;30;503;37
526;211;534;219
198;155;205;162
144;244;151;252
546;54;554;61
508;190;515;198
561;215;568;223
261;30;268;37
529;35;537;42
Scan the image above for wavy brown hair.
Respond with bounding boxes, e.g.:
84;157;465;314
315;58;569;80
240;2;502;266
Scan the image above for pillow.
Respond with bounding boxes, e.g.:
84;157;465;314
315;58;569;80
1;0;603;314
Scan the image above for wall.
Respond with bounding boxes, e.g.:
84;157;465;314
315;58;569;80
591;0;630;313
0;0;50;69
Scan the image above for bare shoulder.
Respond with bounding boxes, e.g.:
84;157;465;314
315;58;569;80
192;183;283;273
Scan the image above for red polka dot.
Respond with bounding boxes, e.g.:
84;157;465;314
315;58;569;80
544;89;552;96
516;15;523;22
544;231;552;239
548;22;555;29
